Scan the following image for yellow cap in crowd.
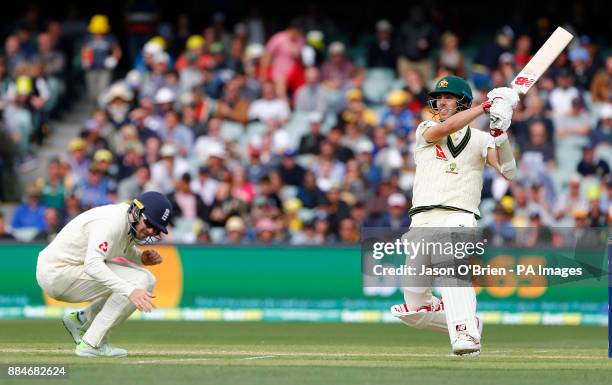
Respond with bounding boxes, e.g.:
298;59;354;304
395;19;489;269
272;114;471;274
88;15;110;35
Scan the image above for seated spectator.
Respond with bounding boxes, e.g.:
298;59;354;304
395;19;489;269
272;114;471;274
568;47;595;90
297;170;325;209
380;90;414;137
298;112;325;155
577;143;610;178
117;164;152;201
589;56;611;103
554;174;588;221
436;32;465;77
224;216;247;244
190;166;219;206
484;203;517;247
338;217;359;244
278;149;305;187
338;89;378;131
0;212;16;240
321;42;354;90
589;103;612;147
66;137;90;187
520;120;556;170
168;172;207;220
367;20;397;70
255;217;278;245
215;77;250;124
294;67;327;115
75;163;112;209
11;185;47;232
103;83;133;129
548;69;580;118
231;165;256;204
377;193;411;229
150;144;190;194
159;109;194;156
34;207;62;242
247;80;290;124
555;97;590;138
39;157;67;210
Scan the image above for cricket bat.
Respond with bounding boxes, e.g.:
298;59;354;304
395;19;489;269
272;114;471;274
511;26;574;95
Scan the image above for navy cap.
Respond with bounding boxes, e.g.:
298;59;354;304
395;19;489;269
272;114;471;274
135;191;172;234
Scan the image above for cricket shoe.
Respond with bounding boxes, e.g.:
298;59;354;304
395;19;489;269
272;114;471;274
452;333;481;357
62;312;86;344
75;340;128;358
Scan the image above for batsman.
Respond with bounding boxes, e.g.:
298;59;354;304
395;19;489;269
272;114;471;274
391;75;518;356
36;191;173;357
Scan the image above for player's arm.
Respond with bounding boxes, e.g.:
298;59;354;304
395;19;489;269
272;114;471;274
84;221;137;297
423;103;489;143
487;133;517;180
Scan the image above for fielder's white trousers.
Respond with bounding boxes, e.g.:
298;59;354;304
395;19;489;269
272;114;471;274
401;209;480;342
37;260;156;347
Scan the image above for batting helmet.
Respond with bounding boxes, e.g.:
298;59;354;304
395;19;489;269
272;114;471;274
428;75;473;112
131;191;172;234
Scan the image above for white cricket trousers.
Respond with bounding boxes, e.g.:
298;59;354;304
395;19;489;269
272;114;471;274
37;260;156;347
401;209;480;343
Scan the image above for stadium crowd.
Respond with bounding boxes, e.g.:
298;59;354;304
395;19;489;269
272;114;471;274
0;8;610;245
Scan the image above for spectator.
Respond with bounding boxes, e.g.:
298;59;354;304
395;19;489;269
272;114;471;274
150;144;190;194
367;20;397;69
260;24;304;87
159;110;194;156
569;47;595;90
190;166;219;206
294;67;327;114
436;32;465;77
224;216;247;244
39;157;67;210
231;165;256;204
298;112;325;155
75;163;112;208
520;120;556;170
555;97;591;138
278;149;305;187
215;76;250;124
484;203;517;247
338;217;359;244
378;193;411;229
167;172;207;220
397;6;438;81
81;15;121;101
255;217;278;245
321;41;354;90
589;103;612;147
555;174;588;222
514;35;533;68
380;90;414;137
338;89;378;130
247;80;290;124
589;56;611;103
11;185;47;232
577;144;610;178
117;164;151;201
548;69;580;118
66;137;89;186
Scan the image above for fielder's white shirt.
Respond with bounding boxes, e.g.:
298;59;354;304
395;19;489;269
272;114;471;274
410;120;494;218
37;203;142;297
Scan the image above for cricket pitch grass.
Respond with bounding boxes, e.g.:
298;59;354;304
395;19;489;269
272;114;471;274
0;320;610;385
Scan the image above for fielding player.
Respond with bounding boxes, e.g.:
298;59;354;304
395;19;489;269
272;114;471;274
390;76;518;356
36;191;172;357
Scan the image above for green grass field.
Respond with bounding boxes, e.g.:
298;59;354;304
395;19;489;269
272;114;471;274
0;320;610;385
